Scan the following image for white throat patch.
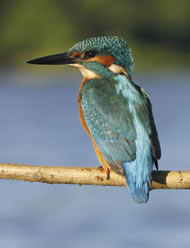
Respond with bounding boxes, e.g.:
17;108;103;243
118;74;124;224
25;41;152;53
70;63;128;80
70;64;100;80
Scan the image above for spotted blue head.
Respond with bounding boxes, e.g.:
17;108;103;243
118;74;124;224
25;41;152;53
27;36;134;78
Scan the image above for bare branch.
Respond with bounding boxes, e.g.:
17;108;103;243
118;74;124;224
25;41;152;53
0;163;190;190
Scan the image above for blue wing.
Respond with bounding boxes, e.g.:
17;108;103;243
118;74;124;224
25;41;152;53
81;76;161;176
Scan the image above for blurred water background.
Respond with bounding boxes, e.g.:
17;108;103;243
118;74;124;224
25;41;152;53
0;1;190;247
0;72;189;248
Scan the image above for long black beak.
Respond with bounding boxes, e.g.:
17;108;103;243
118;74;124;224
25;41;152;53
27;52;78;65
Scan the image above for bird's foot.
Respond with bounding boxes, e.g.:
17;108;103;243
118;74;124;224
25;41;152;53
97;166;110;180
106;168;110;180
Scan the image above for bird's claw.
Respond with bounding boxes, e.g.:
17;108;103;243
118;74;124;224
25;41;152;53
97;166;110;180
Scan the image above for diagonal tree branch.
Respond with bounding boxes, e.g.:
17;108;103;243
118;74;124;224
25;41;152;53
0;163;190;190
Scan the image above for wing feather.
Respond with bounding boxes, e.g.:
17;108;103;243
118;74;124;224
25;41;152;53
81;77;161;174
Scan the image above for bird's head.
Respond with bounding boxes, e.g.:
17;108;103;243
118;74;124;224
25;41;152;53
27;36;134;79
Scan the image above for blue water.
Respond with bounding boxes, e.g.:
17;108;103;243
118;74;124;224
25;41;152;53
0;71;189;248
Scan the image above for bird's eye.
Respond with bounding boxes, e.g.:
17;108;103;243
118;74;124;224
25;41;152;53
84;50;96;59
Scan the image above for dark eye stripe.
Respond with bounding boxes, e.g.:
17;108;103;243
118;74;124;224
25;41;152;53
84;50;96;59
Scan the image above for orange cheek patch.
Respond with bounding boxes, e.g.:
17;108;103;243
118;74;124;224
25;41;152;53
86;55;115;67
72;51;81;57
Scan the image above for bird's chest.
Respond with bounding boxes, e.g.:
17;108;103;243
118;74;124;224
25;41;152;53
78;96;91;136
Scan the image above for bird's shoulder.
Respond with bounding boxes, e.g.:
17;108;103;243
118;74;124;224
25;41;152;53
81;75;136;106
80;75;137;141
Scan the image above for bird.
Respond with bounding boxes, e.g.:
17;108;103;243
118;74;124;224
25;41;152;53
27;36;161;203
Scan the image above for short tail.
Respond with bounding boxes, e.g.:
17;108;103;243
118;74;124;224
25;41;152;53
123;161;152;204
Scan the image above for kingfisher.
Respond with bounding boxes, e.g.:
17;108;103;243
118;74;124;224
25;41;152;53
27;36;161;203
